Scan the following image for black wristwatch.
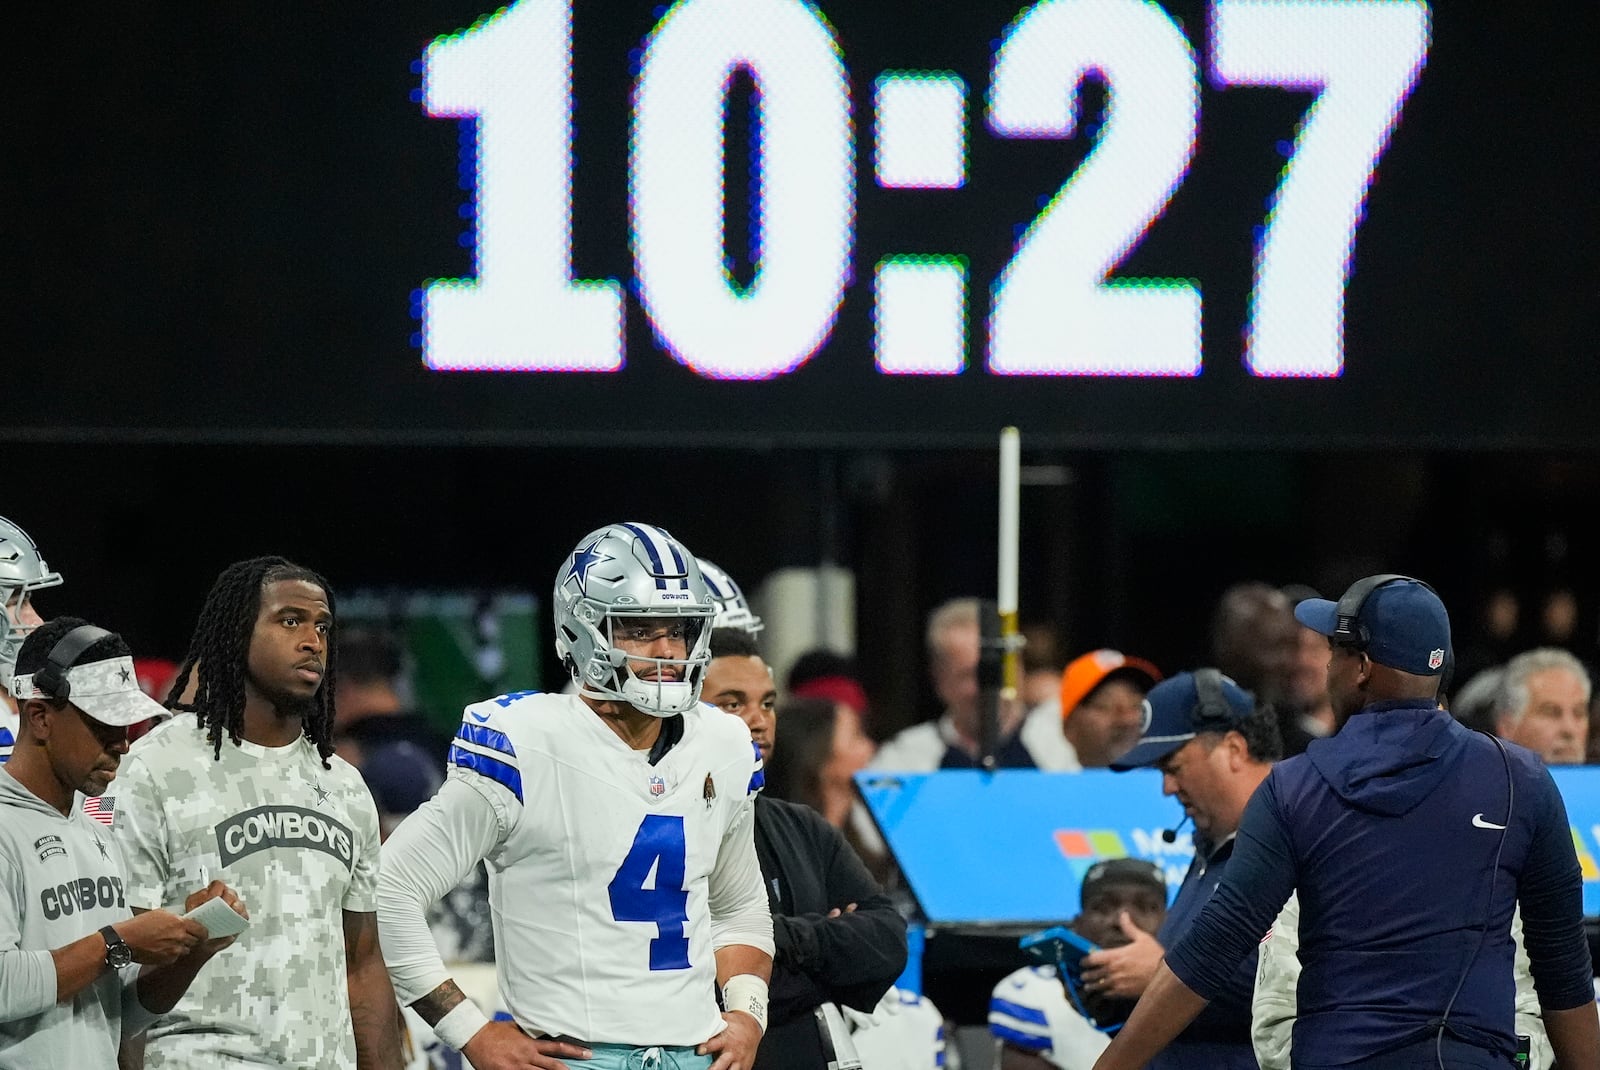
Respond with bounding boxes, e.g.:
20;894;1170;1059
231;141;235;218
101;925;133;969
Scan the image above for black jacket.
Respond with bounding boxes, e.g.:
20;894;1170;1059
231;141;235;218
753;794;908;1070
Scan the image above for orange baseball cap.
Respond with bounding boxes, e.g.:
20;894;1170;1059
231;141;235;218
1060;649;1162;721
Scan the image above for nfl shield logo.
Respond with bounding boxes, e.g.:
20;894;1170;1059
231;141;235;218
1428;648;1445;670
649;776;666;797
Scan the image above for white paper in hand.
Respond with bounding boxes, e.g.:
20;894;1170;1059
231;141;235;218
184;896;249;939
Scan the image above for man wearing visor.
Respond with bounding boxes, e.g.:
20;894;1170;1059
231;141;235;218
0;617;245;1069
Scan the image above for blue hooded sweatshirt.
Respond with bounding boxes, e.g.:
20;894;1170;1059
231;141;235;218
1164;701;1592;1068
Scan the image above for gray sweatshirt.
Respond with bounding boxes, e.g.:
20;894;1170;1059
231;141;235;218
0;767;153;1069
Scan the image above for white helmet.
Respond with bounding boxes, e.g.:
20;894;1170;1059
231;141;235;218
553;523;715;717
0;516;64;692
697;558;764;635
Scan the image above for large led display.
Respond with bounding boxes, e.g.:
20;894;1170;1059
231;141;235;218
7;1;1595;446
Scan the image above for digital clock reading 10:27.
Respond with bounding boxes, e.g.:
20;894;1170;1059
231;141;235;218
414;0;1429;382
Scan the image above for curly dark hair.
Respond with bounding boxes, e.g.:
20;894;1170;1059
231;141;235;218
1199;702;1284;763
167;557;337;766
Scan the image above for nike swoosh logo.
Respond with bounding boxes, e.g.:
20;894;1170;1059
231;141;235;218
1472;813;1506;830
468;710;491;723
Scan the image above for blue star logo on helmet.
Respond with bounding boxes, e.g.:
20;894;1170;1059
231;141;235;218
565;539;613;596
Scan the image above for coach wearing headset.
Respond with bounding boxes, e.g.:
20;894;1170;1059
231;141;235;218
1091;576;1600;1070
1;618;245;1069
1084;668;1280;1070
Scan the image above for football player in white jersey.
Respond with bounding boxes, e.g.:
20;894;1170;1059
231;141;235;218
988;859;1168;1070
0;515;64;765
379;522;775;1070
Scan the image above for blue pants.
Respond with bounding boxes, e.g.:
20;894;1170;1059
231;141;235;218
568;1043;714;1070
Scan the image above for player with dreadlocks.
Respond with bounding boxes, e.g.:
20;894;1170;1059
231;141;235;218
104;555;403;1069
164;555;340;764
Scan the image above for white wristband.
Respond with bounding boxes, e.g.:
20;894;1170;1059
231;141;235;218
431;998;492;1052
723;974;769;1034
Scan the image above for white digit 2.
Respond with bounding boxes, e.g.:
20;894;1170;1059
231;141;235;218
987;0;1200;377
421;0;623;372
632;0;854;380
1211;0;1430;377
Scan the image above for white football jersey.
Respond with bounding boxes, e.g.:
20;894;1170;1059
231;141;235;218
988;965;1110;1069
381;690;772;1046
846;987;948;1070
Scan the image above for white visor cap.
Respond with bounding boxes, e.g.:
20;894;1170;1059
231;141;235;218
9;656;168;727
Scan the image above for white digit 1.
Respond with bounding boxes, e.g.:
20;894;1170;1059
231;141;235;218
632;0;854;380
987;0;1200;377
421;0;623;372
1212;1;1429;377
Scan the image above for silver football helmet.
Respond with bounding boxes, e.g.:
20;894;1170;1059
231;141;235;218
1;516;64;692
697;558;764;635
553;523;715;717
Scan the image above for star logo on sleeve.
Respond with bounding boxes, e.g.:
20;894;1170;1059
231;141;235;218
94;835;110;860
565;539;614;596
312;782;331;805
118;667;131;684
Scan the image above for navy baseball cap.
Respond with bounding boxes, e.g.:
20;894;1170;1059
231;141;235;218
1293;577;1451;676
1110;670;1256;770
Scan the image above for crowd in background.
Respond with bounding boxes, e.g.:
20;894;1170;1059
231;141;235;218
4;511;1596;1070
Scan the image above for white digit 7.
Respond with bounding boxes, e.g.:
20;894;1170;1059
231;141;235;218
1211;0;1430;377
420;0;624;372
987;0;1201;377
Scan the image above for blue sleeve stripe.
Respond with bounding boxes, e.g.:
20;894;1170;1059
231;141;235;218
988;1024;1049;1051
989;998;1049;1026
456;722;516;758
747;741;765;794
450;745;524;802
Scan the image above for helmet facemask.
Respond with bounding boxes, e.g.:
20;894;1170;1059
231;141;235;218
553;523;717;718
568;609;713;717
0;519;64;692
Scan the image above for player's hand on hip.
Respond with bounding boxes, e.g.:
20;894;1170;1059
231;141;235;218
1080;912;1164;1000
699;1011;763;1070
461;1022;593;1070
116;910;208;966
183;879;250;957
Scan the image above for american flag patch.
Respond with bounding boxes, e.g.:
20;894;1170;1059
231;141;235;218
83;796;116;827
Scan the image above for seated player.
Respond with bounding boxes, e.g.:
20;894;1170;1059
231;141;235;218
989;860;1168;1070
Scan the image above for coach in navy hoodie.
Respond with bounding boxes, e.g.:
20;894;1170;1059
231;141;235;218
1091;576;1599;1070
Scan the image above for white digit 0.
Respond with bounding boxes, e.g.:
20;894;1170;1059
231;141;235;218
987;0;1200;377
632;0;854;380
